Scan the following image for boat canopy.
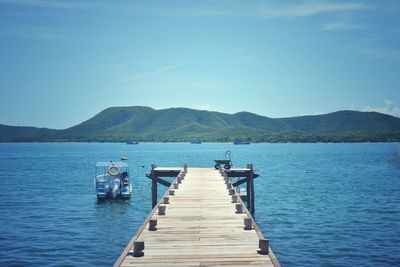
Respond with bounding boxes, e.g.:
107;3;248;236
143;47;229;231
96;161;129;168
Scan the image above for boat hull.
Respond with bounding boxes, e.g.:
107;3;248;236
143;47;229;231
95;174;132;200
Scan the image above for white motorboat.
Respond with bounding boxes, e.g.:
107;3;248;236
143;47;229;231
94;161;132;200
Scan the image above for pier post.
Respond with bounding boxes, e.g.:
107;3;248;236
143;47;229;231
244;218;252;230
251;170;255;215
148;219;157;231
258;238;269;255
246;164;252;214
133;240;145;257
151;164;157;208
247;164;255;215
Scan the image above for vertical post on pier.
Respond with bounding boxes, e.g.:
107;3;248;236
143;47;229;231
151;164;157;208
246;164;255;215
250;167;255;215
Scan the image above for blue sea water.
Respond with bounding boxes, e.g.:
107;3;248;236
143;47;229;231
0;142;399;266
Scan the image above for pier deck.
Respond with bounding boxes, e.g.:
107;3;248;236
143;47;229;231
115;167;279;267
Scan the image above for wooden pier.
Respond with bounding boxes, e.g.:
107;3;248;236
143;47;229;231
115;164;280;267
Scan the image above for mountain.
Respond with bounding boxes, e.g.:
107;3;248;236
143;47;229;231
1;107;400;142
280;110;400;133
0;124;55;142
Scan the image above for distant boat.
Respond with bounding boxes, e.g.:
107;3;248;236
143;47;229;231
190;140;202;144
233;140;250;145
94;161;132;200
126;141;139;145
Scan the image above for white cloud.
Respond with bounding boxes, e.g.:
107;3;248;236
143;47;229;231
0;0;373;18
255;2;371;18
0;0;89;10
152;6;234;17
108;64;182;89
321;22;366;31
156;2;373;19
355;46;400;60
363;100;400;117
0;25;65;40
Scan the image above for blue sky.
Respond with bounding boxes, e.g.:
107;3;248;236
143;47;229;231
0;0;399;129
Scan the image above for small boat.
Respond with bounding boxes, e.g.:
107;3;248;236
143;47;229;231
233;139;250;145
126;141;139;145
94;161;132;200
190;140;202;144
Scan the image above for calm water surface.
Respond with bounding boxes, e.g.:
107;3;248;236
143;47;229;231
0;143;399;266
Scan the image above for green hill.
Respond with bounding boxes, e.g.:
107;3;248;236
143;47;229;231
1;107;400;142
280;110;400;133
0;124;54;142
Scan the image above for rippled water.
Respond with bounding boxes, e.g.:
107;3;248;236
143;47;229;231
0;143;399;266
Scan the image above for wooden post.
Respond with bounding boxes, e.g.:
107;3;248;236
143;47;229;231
148;219;157;231
244;218;252;230
151;164;157;209
177;175;183;183
246;164;255;215
229;188;235;195
235;203;243;214
158;205;166;215
232;195;238;203
250;170;255;215
258;238;269;255
246;164;252;214
163;196;169;204
133;240;145;257
224;174;229;184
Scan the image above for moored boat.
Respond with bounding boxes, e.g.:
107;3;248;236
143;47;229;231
233;139;250;145
94;161;132;200
126;141;139;145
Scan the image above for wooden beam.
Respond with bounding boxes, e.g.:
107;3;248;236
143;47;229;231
225;170;260;179
225;171;251;177
153;171;181;177
146;174;172;188
232;177;248;187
